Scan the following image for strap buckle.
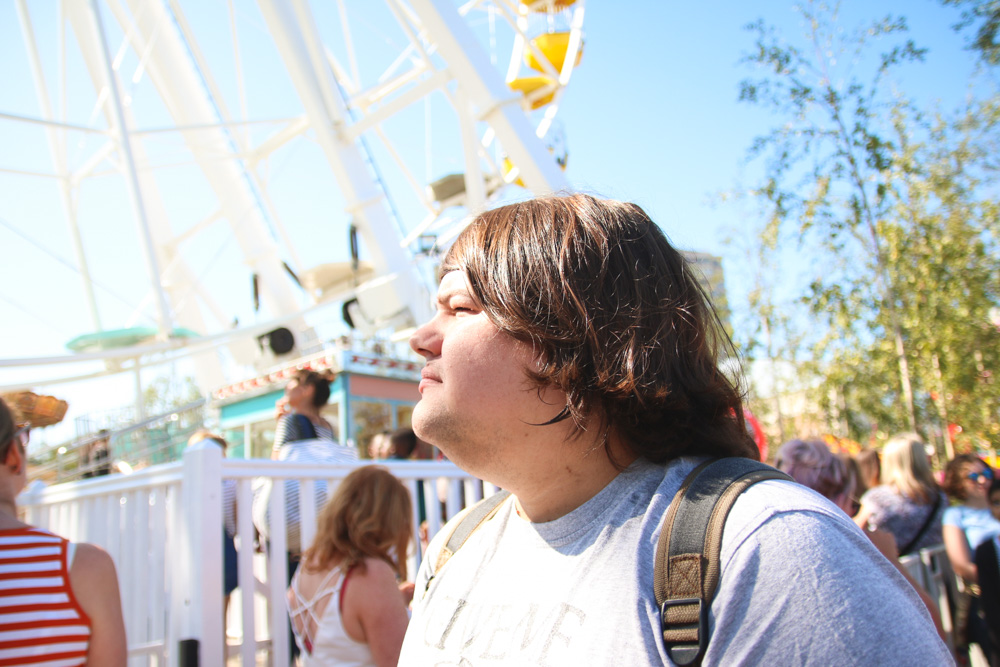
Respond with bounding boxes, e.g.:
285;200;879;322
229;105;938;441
660;596;707;666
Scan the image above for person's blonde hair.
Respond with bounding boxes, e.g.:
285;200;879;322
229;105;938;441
881;433;938;504
187;429;227;449
301;466;412;580
855;448;881;490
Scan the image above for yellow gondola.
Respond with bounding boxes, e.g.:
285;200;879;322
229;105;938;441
507;76;557;110
501;158;526;187
524;32;583;74
519;0;577;13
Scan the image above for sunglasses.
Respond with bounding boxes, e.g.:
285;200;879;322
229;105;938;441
4;422;30;459
14;422;30;447
967;468;994;483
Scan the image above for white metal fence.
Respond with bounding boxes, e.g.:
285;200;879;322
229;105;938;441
18;443;494;666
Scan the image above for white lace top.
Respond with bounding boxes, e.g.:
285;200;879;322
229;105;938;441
288;565;375;667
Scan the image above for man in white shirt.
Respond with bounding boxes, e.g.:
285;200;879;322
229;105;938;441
400;193;950;665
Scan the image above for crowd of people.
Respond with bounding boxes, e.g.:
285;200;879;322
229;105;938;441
3;194;999;666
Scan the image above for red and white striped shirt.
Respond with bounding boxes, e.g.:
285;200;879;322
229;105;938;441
0;527;92;667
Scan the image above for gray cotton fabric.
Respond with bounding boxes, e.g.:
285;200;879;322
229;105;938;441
399;457;952;666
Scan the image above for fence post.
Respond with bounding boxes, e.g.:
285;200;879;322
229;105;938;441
175;442;224;666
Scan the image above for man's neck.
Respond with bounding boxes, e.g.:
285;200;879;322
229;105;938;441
509;435;637;523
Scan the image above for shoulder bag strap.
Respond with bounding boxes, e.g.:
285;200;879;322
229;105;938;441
425;490;512;591
293;413;317;440
654;458;792;667
898;492;942;557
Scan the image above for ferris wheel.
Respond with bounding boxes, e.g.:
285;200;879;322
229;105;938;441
0;0;586;394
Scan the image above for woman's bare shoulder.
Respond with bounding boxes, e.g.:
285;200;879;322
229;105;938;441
69;542;128;666
354;557;398;582
69;543;122;614
70;542;118;581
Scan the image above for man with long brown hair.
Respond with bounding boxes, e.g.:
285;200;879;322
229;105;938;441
400;194;948;664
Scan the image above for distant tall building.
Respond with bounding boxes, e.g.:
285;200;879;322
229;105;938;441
682;251;731;333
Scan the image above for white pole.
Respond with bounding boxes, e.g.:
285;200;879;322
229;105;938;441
258;0;433;326
133;359;146;424
243;422;253;459
179;442;225;665
132;359;146;461
84;0;173;338
15;1;104;333
454;87;486;213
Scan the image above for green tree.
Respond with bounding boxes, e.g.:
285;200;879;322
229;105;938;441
724;189;816;446
881;106;1000;455
736;1;1000;448
943;0;1000;65
739;2;926;434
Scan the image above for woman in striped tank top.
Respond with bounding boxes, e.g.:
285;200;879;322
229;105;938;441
0;397;127;666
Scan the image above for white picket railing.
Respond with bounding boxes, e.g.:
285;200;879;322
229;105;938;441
899;544;959;652
18;443;495;666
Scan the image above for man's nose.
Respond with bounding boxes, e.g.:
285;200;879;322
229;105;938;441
410;317;440;358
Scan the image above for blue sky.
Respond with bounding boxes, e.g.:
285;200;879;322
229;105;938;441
0;0;982;447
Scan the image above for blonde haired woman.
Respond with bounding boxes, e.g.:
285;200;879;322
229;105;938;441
854;433;945;556
287;466;412;666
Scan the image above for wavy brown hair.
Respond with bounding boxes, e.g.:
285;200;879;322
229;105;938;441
442;194;757;464
944;453;989;501
855;448;881;490
301;466;412;580
293;369;333;408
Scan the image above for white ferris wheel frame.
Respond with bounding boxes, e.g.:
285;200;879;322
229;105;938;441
1;0;584;393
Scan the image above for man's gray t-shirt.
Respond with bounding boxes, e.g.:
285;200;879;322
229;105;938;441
399;457;951;665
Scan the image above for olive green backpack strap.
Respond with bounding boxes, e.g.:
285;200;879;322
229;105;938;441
654;458;793;666
425;490;512;592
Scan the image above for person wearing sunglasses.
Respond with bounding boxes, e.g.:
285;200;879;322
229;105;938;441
943;453;1000;661
973;477;1000;667
0;397;127;666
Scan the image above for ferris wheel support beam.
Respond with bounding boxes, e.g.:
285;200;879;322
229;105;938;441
64;1;227;390
99;0;304;324
166;0;306;279
454;88;487;213
14;1;103;335
343;69;451;142
84;0;174;339
257;0;432;327
408;0;569;195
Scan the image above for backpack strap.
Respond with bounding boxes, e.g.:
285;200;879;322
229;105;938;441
897;492;941;557
654;458;792;666
293;413;317;440
425;490;512;591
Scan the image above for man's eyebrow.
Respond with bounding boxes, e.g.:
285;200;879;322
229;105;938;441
436;287;469;306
